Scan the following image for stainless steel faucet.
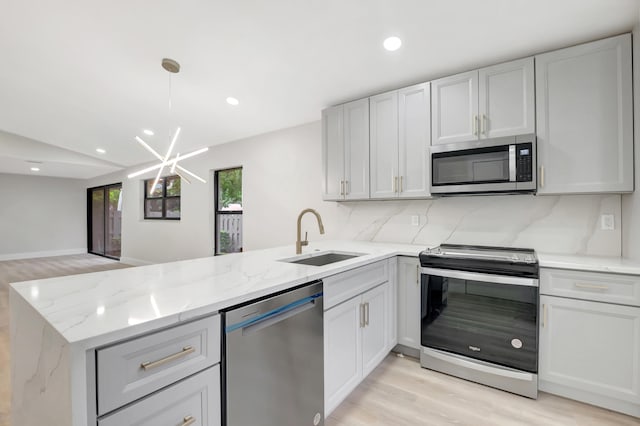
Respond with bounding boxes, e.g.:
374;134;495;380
296;208;325;254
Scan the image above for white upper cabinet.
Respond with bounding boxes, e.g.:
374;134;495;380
370;84;431;199
344;99;370;200
370;91;399;198
398;83;431;198
321;105;344;200
536;34;633;194
479;57;535;138
432;58;534;145
322;99;370;201
432;70;478;145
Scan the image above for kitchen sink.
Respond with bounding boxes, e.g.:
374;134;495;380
281;251;363;266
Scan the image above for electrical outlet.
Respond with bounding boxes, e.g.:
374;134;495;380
411;215;420;226
601;214;615;231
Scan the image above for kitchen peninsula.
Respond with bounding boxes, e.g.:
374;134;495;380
11;240;640;425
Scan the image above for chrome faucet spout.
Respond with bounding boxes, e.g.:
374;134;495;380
296;208;325;254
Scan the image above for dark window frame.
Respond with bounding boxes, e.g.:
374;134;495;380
87;182;122;260
214;167;243;255
144;175;181;220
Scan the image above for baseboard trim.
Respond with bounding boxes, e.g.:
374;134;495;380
0;248;87;261
119;257;155;266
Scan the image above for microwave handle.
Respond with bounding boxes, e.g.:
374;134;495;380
509;145;516;182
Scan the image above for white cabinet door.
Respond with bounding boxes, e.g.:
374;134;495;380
397;257;421;349
386;258;398;351
536;34;633;194
322;105;344;200
370;90;399;198
361;282;389;377
479;57;534;139
344;99;370;200
324;296;363;416
431;70;479;145
539;295;640;405
398;83;431;198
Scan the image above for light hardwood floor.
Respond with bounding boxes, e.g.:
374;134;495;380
1;256;638;426
0;254;131;426
327;354;639;426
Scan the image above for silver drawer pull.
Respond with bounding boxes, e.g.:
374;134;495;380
140;346;195;371
574;282;609;291
182;415;196;426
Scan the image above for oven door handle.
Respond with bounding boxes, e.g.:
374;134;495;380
424;348;535;382
421;267;539;287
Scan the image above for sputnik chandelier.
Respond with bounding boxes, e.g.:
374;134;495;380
127;58;208;192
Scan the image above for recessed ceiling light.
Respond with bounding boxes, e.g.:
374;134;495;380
143;129;154;136
226;97;239;106
96;148;106;154
30;167;40;172
383;36;402;52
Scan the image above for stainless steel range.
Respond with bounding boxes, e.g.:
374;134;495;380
419;244;539;398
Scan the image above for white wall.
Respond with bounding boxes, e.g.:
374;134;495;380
86;122;332;264
622;18;640;260
0;173;87;259
87;120;624;264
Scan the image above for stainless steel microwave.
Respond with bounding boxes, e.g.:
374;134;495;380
430;134;536;195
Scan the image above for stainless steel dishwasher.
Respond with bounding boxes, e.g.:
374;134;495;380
223;280;324;426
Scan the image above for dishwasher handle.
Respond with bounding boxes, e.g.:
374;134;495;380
225;292;322;335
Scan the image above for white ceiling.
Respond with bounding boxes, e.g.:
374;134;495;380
0;0;638;177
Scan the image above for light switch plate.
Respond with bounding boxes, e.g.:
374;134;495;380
601;214;615;231
411;215;420;226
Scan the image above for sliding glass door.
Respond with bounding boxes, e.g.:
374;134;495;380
88;183;122;259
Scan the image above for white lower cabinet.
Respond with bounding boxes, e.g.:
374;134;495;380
99;366;221;426
324;281;392;416
324;295;363;414
397;256;421;350
539;295;640;416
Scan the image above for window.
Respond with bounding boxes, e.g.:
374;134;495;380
215;167;242;254
144;175;181;219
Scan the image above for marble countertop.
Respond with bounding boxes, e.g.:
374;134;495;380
537;252;640;275
10;240;425;348
11;239;640;348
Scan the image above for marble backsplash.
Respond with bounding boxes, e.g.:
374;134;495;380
323;194;622;257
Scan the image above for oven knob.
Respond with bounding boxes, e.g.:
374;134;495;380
511;338;523;349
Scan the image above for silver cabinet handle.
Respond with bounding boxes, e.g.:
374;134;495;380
399;176;403;193
481;114;487;135
339;180;344;196
539;165;545;188
140;346;195;371
182;416;196;426
365;302;370;326
392;176;397;193
542;304;547;328
345;180;349;195
359;303;365;328
574;282;609;291
472;115;478;136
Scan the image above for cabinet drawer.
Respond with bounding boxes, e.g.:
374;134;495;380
97;315;220;415
324;260;388;310
99;365;221;426
541;268;640;306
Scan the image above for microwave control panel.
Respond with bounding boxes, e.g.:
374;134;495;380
516;143;533;182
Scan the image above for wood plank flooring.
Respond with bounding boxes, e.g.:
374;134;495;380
327;354;639;426
0;255;638;425
0;254;131;426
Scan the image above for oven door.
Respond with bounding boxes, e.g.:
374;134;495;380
421;267;538;373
